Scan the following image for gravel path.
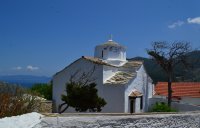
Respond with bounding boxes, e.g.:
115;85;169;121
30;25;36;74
34;112;200;128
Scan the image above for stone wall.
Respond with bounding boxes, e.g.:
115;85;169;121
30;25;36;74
38;100;52;113
172;102;200;112
149;97;200;112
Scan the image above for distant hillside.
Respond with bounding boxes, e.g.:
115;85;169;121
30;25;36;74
0;75;52;88
129;50;200;83
0;81;25;94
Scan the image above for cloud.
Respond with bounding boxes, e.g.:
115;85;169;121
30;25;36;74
27;65;39;71
187;17;200;24
13;66;22;70
168;21;184;29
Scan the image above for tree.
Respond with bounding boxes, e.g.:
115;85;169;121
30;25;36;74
30;83;52;100
58;67;106;113
59;82;106;113
147;41;192;107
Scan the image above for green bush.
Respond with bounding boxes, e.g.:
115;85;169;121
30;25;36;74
150;102;177;112
30;83;52;100
59;82;106;113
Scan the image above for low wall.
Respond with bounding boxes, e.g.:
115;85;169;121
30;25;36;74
149;98;200;112
38;100;52;113
171;102;200;112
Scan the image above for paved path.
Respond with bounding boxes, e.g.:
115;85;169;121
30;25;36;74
34;112;200;128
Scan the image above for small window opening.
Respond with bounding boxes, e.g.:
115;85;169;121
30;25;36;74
140;96;143;110
102;50;104;58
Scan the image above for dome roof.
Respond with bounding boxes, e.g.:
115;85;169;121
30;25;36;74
97;40;125;49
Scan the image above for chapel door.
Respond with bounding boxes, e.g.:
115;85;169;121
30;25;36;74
130;98;136;113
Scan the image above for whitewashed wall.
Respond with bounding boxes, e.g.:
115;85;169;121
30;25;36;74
150;96;200;106
103;65;118;82
149;97;200;112
53;59;126;113
180;97;200;105
94;46;104;59
105;60;127;67
124;65;153;113
53;58;103;112
53;58;153;113
97;83;125;113
94;45;126;61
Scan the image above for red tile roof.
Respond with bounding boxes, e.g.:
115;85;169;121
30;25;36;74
155;82;200;98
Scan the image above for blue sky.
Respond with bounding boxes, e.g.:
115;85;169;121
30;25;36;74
0;0;200;76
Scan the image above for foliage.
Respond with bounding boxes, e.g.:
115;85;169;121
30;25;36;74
147;42;192;107
0;82;40;118
130;50;200;82
60;82;106;112
30;83;52;100
150;102;177;112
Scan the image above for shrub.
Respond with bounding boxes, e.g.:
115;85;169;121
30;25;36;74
0;82;40;118
150;102;177;112
0;92;40;118
30;83;52;100
59;82;106;113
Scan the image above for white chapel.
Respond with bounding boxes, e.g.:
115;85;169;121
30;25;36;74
53;38;154;113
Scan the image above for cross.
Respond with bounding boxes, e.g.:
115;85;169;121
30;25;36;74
108;34;113;41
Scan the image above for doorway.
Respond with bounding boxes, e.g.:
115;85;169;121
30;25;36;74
129;97;136;113
128;90;143;113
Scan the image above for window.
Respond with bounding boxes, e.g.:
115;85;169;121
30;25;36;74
140;96;143;110
102;50;103;58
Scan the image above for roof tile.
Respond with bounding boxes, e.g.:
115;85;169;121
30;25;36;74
155;82;200;98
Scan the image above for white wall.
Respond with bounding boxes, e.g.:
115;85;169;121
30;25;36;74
107;48;121;60
53;58;126;113
94;46;104;59
97;83;125;113
103;65;118;82
172;102;200;112
149;97;200;112
124;65;153;113
105;60;127;67
53;58;103;113
180;97;200;106
53;59;153;113
94;45;126;61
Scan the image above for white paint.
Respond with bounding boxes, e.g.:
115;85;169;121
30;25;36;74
149;97;200;112
179;97;200;106
151;96;200;106
104;59;127;67
124;65;153;113
0;112;43;128
53;58;126;113
97;82;125;112
103;65;118;82
53;41;153;113
53;58;103;112
53;60;153;113
94;40;126;66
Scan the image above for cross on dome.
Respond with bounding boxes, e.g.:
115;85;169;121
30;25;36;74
108;34;113;42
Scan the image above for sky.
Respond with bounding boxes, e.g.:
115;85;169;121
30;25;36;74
0;0;200;77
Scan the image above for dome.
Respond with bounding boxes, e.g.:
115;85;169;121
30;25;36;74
96;40;126;50
94;39;127;66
